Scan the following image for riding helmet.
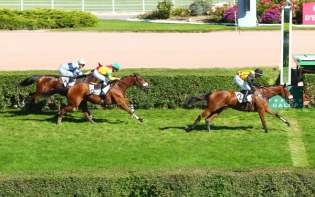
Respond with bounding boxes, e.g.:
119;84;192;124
112;63;120;70
255;68;263;76
78;59;86;65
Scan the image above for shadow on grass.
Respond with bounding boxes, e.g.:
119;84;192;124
159;124;253;132
0;109;124;124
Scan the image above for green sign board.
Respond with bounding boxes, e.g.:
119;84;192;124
268;86;303;109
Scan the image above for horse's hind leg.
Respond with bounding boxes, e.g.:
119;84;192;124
205;108;225;133
57;104;75;124
185;109;211;132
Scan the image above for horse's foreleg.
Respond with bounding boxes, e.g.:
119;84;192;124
79;100;95;124
185;110;211;132
257;110;268;133
265;107;291;127
117;101;144;122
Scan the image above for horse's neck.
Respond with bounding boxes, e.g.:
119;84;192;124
116;77;135;90
258;86;282;98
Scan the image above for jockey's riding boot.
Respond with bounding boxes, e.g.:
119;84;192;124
242;90;250;103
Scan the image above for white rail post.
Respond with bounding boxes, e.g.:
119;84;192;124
20;0;23;11
52;0;54;9
112;0;115;13
82;0;85;11
142;0;145;12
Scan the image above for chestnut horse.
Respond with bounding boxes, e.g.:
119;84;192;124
41;73;149;124
14;72;97;107
185;84;293;133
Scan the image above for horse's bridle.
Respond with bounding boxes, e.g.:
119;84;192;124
135;75;149;91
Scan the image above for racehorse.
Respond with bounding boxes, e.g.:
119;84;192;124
14;71;97;107
41;73;149;124
184;84;293;133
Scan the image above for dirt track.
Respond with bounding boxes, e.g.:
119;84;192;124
1;30;314;71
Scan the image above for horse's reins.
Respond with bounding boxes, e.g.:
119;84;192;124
255;86;292;102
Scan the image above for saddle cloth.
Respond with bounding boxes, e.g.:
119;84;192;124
234;91;252;103
88;84;102;95
61;77;74;87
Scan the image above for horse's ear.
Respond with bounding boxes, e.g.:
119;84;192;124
134;73;139;76
98;62;102;66
283;83;287;88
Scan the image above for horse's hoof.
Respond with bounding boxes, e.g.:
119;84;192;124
265;129;268;133
139;119;145;122
185;126;192;132
90;120;95;124
18;101;25;108
287;123;291;127
57;118;62;125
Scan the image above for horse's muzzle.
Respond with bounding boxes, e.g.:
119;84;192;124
142;82;149;92
287;95;294;104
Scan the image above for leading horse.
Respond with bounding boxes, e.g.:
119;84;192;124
185;84;293;133
14;71;97;107
41;73;149;124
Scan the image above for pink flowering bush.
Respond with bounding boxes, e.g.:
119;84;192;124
261;8;281;23
257;0;304;24
222;5;238;23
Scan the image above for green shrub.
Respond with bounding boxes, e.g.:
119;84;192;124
171;6;191;17
157;0;174;19
189;0;211;16
137;10;161;19
0;7;98;30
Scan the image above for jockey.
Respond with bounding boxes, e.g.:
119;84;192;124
93;62;121;95
58;59;86;84
233;68;263;103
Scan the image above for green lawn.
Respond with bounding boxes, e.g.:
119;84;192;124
0;107;314;173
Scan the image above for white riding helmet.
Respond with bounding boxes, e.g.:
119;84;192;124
78;59;86;65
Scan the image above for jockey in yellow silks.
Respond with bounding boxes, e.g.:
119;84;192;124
233;69;263;103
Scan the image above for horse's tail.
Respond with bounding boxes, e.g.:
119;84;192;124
13;75;43;87
41;88;69;98
185;92;211;106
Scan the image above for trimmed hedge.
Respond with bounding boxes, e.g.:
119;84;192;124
2;73;269;110
304;74;315;99
2;71;314;110
1;167;315;196
0;7;98;30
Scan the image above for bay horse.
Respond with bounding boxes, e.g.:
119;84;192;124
184;84;293;133
41;73;149;124
14;71;97;107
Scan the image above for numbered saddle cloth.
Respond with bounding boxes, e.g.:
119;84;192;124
234;91;252;103
88;84;102;95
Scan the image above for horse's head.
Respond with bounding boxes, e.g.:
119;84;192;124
282;83;294;104
133;73;149;92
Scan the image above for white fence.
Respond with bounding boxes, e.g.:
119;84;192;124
0;0;196;13
0;0;229;13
